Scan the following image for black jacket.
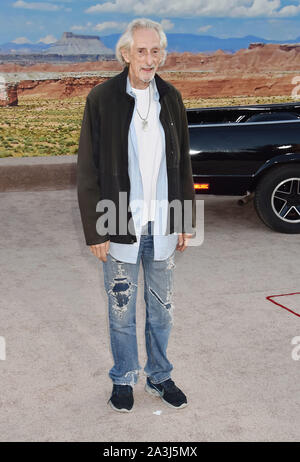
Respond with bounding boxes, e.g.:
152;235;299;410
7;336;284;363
77;66;196;246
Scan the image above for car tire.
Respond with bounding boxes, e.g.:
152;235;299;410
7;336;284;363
254;164;300;233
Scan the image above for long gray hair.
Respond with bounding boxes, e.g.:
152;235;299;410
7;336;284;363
115;18;167;67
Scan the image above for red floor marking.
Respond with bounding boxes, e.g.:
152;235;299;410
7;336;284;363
266;292;300;318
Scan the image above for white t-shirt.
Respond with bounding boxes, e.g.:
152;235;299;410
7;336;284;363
131;82;163;226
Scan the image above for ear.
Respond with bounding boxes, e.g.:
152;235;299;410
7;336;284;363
159;49;166;66
121;47;130;64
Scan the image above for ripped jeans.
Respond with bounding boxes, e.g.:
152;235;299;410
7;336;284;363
102;221;176;387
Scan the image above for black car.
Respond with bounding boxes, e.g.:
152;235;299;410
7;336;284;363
187;101;300;233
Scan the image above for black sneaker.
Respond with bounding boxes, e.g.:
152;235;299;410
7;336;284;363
108;384;134;413
145;377;188;409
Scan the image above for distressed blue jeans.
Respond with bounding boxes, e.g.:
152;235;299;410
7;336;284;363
102;220;176;387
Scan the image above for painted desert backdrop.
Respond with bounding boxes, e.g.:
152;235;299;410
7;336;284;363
1;32;300;157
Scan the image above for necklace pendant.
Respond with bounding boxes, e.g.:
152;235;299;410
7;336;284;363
142;119;148;131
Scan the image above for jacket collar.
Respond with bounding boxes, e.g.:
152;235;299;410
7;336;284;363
117;65;170;100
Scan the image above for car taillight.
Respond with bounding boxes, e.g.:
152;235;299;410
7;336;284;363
194;183;209;190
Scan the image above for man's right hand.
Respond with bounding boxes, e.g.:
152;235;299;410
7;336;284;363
89;240;110;262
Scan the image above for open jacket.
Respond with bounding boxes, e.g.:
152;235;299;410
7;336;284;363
77;66;196;246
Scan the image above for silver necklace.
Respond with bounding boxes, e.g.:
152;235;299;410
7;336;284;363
135;84;151;131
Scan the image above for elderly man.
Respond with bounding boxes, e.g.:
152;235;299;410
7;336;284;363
77;18;196;413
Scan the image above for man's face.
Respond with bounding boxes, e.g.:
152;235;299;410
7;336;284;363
122;28;164;89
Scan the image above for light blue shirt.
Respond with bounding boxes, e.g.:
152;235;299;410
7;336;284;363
108;76;178;263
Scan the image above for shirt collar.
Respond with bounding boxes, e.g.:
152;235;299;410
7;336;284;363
126;75;160;101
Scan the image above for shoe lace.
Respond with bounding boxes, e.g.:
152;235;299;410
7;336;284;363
160;379;179;394
113;384;132;395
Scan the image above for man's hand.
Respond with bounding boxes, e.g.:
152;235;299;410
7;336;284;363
89;240;110;262
176;233;193;252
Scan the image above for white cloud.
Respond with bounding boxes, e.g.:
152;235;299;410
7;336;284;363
37;34;57;44
71;22;93;31
13;0;71;11
94;21;128;33
12;36;33;44
84;0;300;18
197;25;213;33
71;25;85;31
231;0;300;17
72;18;173;35
160;19;174;31
13;1;62;11
275;4;300;17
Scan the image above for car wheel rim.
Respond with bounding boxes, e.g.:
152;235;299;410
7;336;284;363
271;177;300;223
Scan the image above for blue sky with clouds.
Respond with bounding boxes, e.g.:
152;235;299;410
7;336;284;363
1;0;300;44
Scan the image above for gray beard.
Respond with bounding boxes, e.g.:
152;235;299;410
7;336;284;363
141;74;154;83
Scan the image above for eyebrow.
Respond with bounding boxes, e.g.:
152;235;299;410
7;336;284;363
137;47;160;50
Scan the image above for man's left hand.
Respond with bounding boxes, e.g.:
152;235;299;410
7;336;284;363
176;233;194;252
